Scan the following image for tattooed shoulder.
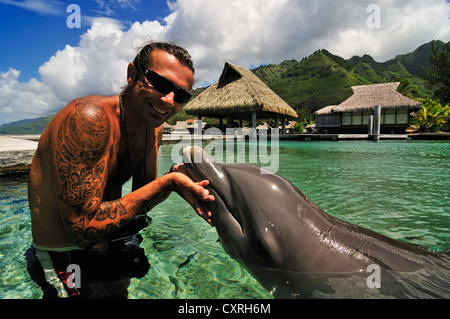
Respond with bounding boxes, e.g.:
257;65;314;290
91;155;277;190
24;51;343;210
57;97;111;166
55;97;112;213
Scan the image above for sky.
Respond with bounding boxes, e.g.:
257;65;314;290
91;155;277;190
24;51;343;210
0;0;449;125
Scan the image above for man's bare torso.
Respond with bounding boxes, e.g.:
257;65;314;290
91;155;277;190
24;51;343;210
28;94;161;249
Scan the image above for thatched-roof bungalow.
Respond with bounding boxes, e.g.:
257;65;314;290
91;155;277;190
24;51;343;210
315;82;422;134
184;62;298;134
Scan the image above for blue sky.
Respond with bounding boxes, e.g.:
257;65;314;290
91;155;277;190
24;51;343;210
0;0;171;81
0;0;449;125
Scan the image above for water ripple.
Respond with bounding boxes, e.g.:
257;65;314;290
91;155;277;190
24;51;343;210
0;141;448;299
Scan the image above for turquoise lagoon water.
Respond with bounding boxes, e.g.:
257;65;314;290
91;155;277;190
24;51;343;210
0;140;449;299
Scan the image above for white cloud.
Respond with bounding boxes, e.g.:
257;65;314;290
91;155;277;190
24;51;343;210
163;0;450;83
39;21;128;100
93;0;139;16
328;0;450;61
38;18;167;100
0;0;65;16
0;68;64;122
1;0;449;124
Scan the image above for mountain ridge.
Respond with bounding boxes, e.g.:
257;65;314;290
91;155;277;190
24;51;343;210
252;40;445;115
1;40;446;134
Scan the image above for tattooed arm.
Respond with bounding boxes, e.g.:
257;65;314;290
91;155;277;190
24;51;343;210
54;97;213;248
54;98;128;248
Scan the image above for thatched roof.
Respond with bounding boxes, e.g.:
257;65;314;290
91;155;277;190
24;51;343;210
315;105;338;115
184;62;298;118
315;82;422;115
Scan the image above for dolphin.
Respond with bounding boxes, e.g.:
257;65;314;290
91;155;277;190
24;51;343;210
182;146;449;299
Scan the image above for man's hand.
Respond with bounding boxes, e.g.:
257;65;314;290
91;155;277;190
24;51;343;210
169;164;215;226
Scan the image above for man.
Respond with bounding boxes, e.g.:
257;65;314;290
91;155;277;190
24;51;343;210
26;42;214;298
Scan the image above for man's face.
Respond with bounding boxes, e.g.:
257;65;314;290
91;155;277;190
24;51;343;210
130;50;194;128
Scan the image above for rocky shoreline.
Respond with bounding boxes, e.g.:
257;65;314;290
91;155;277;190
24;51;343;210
0;135;39;176
0;150;36;175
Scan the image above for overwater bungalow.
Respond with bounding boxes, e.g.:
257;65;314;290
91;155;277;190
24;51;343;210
184;62;298;135
163;120;206;134
315;82;422;134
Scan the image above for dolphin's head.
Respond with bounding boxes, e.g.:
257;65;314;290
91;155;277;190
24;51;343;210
182;146;315;268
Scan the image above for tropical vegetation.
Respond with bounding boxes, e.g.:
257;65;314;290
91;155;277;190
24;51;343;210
412;99;450;133
424;41;450;105
411;41;450;132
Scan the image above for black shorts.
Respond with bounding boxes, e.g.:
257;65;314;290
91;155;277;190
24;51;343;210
25;216;151;299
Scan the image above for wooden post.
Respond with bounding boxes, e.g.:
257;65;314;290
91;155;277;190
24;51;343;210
251;111;257;139
282;118;286;134
372;105;381;140
226;114;232;128
368;115;374;136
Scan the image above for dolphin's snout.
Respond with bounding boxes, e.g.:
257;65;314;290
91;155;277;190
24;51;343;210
182;146;216;166
182;146;225;181
182;146;193;164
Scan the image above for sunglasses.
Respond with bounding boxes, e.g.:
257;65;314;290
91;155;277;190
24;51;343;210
139;66;192;104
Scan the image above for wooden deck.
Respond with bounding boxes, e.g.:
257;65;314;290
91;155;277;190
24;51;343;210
278;134;409;141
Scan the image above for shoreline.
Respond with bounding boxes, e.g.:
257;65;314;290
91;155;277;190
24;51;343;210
1;132;449;176
0;135;39;176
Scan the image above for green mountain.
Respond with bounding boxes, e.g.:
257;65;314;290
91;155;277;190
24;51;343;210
1;40;445;134
0;115;54;135
396;40;445;77
252;40;444;116
252;59;298;84
256;50;363;116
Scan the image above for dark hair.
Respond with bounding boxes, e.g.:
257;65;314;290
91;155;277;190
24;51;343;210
133;41;195;74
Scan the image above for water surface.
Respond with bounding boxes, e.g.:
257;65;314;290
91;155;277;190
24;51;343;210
0;140;448;298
